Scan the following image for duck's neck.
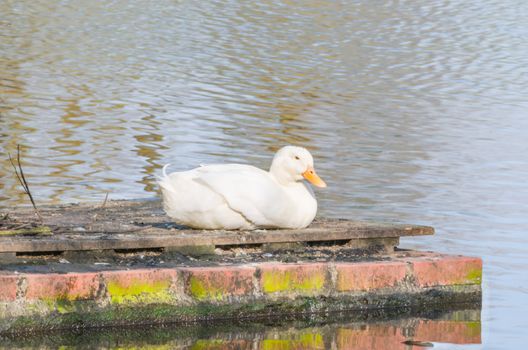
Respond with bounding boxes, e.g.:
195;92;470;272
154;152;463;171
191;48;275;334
270;163;296;186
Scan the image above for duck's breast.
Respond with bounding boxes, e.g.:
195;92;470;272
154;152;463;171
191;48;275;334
280;182;318;229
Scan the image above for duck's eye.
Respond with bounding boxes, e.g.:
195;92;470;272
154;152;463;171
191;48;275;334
294;155;300;160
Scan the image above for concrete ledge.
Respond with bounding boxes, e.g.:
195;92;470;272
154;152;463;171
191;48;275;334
0;252;481;335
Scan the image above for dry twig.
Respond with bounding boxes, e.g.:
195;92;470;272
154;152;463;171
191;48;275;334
88;192;110;230
8;144;43;222
101;192;109;208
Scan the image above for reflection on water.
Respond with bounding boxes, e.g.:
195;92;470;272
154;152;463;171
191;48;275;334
1;0;527;347
2;310;480;349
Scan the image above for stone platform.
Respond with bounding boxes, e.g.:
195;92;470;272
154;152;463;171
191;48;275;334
0;250;481;335
0;200;482;335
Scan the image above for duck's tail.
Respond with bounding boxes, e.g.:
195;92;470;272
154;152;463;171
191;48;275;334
162;164;171;178
156;164;173;190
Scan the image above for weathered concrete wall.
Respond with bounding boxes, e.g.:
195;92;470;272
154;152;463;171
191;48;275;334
0;251;481;335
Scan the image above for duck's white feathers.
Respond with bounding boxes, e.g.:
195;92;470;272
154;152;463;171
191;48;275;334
193;164;291;227
158;163;316;230
158;165;252;230
158;146;321;230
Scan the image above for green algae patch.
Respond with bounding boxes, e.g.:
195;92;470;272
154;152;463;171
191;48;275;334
0;285;482;336
465;268;482;285
0;226;52;236
107;278;173;305
465;321;481;337
43;299;76;314
0;296;481;337
188;276;224;301
262;270;325;294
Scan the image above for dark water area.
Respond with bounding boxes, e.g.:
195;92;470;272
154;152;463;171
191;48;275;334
2;309;481;350
1;0;527;347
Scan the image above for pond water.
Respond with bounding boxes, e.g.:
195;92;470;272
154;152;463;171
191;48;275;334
2;310;481;350
1;0;527;348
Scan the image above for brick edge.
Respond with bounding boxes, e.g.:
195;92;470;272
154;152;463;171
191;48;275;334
0;252;482;322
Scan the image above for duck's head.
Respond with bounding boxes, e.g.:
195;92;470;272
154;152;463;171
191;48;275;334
270;146;327;188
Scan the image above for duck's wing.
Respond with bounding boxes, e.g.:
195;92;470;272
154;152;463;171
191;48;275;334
194;164;291;227
158;165;253;229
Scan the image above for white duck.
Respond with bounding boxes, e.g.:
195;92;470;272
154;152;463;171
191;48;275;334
158;146;326;230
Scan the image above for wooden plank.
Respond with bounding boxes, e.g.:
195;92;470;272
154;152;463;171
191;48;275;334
0;222;433;253
0;200;434;254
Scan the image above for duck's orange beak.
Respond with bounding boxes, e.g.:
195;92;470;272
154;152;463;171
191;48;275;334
302;167;327;188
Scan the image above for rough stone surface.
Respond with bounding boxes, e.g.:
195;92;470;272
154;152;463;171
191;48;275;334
180;266;256;301
410;256;482;287
335;261;407;291
258;263;328;295
24;272;100;301
0;274;18;301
